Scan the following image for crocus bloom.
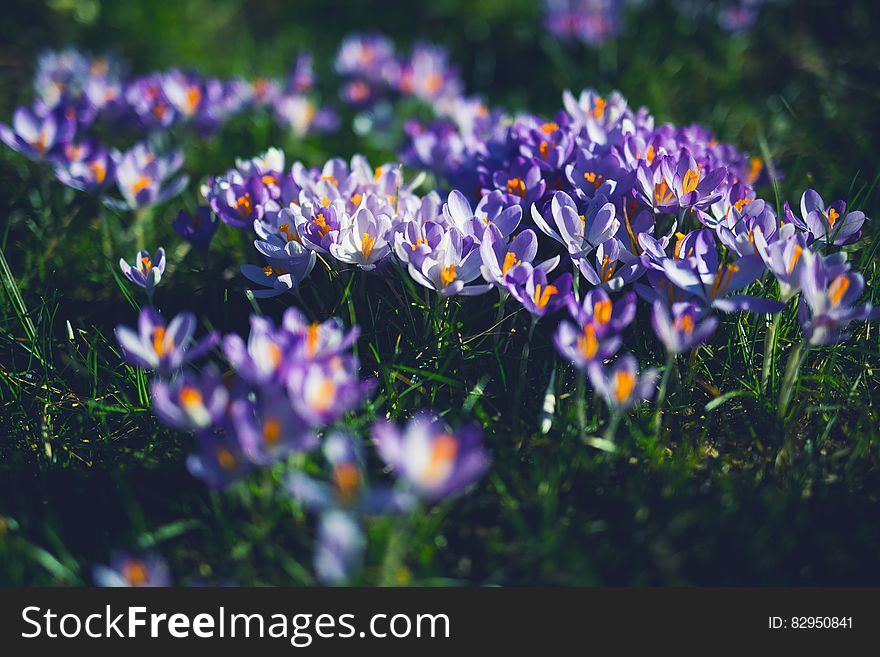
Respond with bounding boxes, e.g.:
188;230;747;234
111;143;188;210
505;263;573;318
231;390;317;465
636;152;727;213
588;353;658;411
479;225;546;288
223;315;291;385
314;510;365;586
531;191;619;258
119;247;165;298
287;358;374;426
651;301;718;354
241;233;316;298
371;413;490;501
567;287;636;334
784;189;867;246
187;426;252;489
93;552;171;587
282;307;360;362
798;250;879;346
173;206;218;252
151;365;229;432
54;141;114;192
328;206;393;270
0;105;75;161
115;307;217;374
407;227;492;297
287;432;414;514
554;319;622;370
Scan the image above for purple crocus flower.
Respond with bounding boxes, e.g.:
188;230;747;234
784;189;867;246
752;223;840;302
115;307;217;374
554;288;634;368
287;432;415;515
636;152;727;213
798;250;880;346
662;253;784;314
479;225;549;288
54;140;114;192
372;413;490;501
505;263;573;318
282;307;360;362
588;353;659;411
119;246;165;298
223;315;290;386
328;206;393;270
406;227;492;297
231;390;317;466
577;237;643;289
173;206;218;252
93;552;171;587
488;157;547;207
241;232;316;298
314;510;365;586
287;358;374;427
651;301;718;354
207;172;273;228
151;365;229;432
531;191;619;258
568;287;636;334
110;143;188;210
0;105;75;161
187;425;252;489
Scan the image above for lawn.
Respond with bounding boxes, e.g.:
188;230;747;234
1;0;879;586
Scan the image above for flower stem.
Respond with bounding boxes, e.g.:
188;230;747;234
777;340;807;418
652;352;677;440
761;312;781;394
379;515;410;587
512;317;538;427
603;409;622;443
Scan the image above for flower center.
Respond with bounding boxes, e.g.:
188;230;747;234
829;274;850;306
122;560;149;586
502;251;520;275
216;447;237;471
178;386;204;409
361;233;375;259
236;192;252;217
185;85;201;113
594;299;612;324
709;263;740;299
262;418;281;445
132;176;153;195
533;283;558;309
613;370;636;403
673;314;695;335
313;213;331;237
333;463;361;503
787;245;803;274
540;121;559;134
151;326;171;357
506;177;526;198
440;264;458;287
827;207;840;227
577;323;598;360
682;166;702;195
424;433;459;485
140;256;152;274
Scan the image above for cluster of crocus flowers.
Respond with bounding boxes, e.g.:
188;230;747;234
1;48;338;206
115;298;489;585
335;34;462;108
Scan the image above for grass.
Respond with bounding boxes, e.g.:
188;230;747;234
1;0;879;586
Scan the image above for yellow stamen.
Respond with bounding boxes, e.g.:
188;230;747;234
502;251;520;275
333;463;361;503
278;222;300;243
140;256;152;274
351;192;362;206
216;447;236;471
311;379;337;412
534;284;559;309
645;145;656;163
132;176;153;195
583;171;603;190
674;314;695;335
178;386;203;408
709;263;740;300
236;192;252;217
185;85;201;113
122;560;149;586
593;96;607;120
541;121;559;134
261;174;277;186
151;326;170;356
654;180;674;206
506;177;526;198
539;141;549;160
827;207;840;227
361;233;375;259
577;323;598;360
411;237;428;251
733;198;750;212
89;160;106;183
262;265;274;277
313;213;331;237
747;156;763;184
321;175;338;187
440;264;458;287
787;245;803;274
829;274;850;306
613;370;636;403
262;418;281;445
424;433;458;483
600;254;616;283
682;165;702;194
594;299;612;324
306;323;319;357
